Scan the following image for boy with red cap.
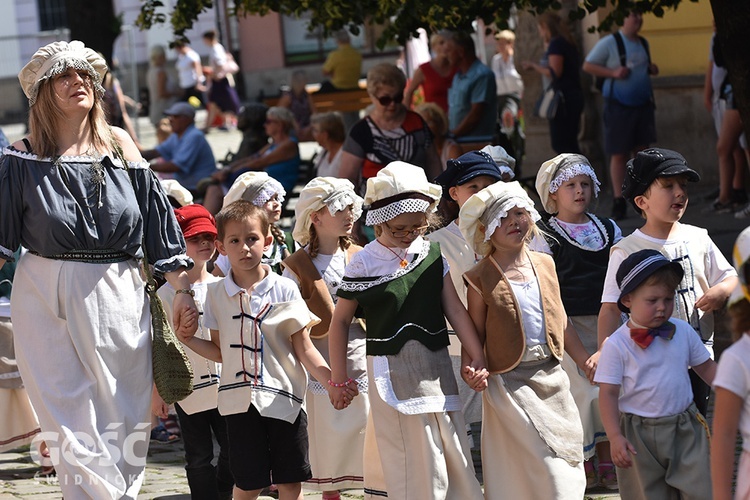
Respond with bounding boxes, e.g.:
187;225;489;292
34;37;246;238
157;204;234;499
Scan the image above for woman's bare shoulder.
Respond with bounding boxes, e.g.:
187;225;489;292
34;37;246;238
111;126;141;161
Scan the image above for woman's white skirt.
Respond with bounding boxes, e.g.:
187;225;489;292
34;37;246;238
11;253;152;500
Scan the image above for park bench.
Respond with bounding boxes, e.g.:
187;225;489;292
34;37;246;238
263;79;370;114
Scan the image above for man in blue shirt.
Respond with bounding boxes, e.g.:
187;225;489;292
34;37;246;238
583;11;659;220
444;31;497;142
141;102;217;193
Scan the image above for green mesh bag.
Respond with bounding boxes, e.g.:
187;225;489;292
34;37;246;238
147;276;194;405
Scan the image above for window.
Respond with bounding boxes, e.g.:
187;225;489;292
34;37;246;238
281;13;398;65
38;0;67;32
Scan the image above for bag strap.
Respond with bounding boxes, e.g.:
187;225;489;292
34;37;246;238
609;32;652;95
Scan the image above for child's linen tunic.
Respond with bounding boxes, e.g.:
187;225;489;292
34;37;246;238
203;267;319;423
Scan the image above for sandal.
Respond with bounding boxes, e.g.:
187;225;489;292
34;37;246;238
584;459;597;490
150;424;180;444
598;461;618;490
39;443;56;477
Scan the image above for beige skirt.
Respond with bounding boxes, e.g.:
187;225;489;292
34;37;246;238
367;355;483;499
482;359;585;499
0;387;40;453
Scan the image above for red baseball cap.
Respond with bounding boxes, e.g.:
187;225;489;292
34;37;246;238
174;204;217;239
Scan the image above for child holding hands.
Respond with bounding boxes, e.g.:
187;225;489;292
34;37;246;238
460;181;587;499
177;200;356;500
595;249;716;500
534;153;622;488
712;227;750;500
157;204;233;499
328;161;487;499
282;177;369;499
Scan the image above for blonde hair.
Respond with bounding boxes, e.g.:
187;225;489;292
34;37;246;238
29;77;113;158
366;63;406;96
415;102;448;137
474;210;539;257
495;30;516;43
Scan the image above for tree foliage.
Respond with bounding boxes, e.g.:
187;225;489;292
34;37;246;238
137;0;698;47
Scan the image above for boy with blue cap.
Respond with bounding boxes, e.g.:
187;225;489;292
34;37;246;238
595;249;716;500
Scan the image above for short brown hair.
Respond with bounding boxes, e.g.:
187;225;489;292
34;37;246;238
215;200;269;241
311;112;345;143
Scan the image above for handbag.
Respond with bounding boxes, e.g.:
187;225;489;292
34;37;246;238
144;258;194;405
114;140;194;404
534;85;564;120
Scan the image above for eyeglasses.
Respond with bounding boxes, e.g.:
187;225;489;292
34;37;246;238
373;92;404;106
383;221;429;238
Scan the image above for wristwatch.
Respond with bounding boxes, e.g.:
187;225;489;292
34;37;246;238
175;288;195;297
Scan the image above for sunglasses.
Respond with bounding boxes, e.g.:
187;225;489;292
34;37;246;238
374;92;404;106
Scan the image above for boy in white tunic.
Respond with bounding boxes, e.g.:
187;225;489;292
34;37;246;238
177;200;357;500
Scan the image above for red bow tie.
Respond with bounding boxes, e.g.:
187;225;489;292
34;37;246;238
630;321;676;349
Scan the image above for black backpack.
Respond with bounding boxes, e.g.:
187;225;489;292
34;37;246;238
595;32;651;92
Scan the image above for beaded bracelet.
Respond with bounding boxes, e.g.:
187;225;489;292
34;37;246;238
328;378;354;388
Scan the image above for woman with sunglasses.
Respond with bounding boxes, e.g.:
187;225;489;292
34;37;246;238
203;106;301;214
339;63;442;201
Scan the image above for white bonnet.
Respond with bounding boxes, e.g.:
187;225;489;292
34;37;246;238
459;181;540;255
364;161;442;225
292;177;363;245
19;40;108;107
480;145;516;180
223;171;286;208
535;153;600;214
160;179;194;207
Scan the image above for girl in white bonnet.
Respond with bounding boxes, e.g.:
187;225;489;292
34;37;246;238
460;181;588;499
533;153;623;489
328;161;487;499
282;177;369;500
213;171;294;276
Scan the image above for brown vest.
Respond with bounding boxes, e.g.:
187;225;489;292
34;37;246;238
463;251;566;373
282;245;361;339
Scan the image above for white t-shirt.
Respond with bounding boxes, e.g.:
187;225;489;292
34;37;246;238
594;318;711;418
490;53;524;97
315;148;343;178
176;48;201;89
713;334;750;453
601;223;736;348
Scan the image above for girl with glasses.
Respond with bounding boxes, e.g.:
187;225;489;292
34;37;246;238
328;161;487;499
